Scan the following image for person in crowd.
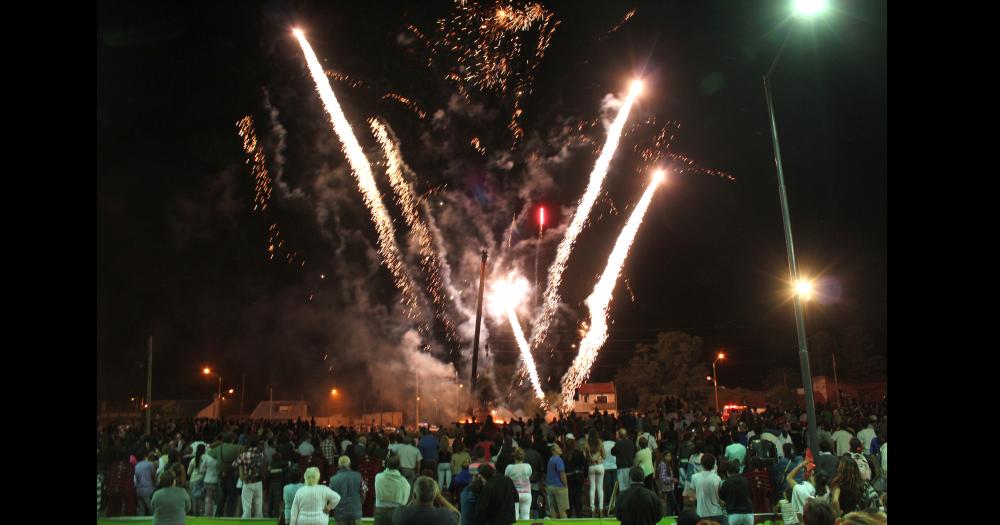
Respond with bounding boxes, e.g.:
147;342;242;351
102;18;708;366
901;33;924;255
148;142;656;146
282;466;305;525
690;453;724;523
236;436;266;518
612;428;637;495
814;440;839;485
601;430;618;511
774;443;802;500
290;466;342;525
654;448;678;517
830;456;879;517
724;431;747;474
357;443;383;518
417;428;439;476
545;443;569;518
187;444;206;516
802;499;836;525
105;449;137;517
635;436;655;491
437;435;453;494
505;448;533;520
151;471;191;525
267;451;289;518
208;432;243;517
563;435;587;517
135;451;159;516
396;437;423;487
615;466;663;525
451;458;473;501
582;429;607;517
199;441;221;517
329;456;364;525
451;441;471;483
375;456;410;525
460;471;484;525
393;476;460;525
474;463;517;525
786;459;830;518
831;424;854;457
718;460;753;525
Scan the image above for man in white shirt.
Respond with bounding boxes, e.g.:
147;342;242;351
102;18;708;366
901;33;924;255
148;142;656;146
830;425;854;456
297;436;315;457
396;440;423;487
691;453;724;522
724;433;747;473
857;420;877;453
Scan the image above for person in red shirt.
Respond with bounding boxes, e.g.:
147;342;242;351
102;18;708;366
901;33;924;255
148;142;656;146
356;443;383;516
744;457;774;514
105;450;137;516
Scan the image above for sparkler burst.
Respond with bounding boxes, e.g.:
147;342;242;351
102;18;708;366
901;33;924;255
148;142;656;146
293;29;424;318
531;80;643;355
487;272;545;399
559;170;666;412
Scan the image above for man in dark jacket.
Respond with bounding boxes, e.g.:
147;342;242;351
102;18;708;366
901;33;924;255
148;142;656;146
615;466;662;525
611;428;636;493
473;464;517;525
814;439;839;485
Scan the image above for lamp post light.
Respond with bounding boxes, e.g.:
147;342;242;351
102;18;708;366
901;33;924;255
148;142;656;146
712;352;726;413
202;368;222;419
761;0;829;453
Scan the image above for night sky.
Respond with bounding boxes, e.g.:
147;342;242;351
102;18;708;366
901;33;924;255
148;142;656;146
97;0;886;413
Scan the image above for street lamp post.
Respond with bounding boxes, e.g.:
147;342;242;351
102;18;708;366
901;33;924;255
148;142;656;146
761;0;828;453
203;368;223;420
712;352;726;413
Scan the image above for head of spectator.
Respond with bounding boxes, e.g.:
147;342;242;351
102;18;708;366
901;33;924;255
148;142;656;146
156;471;176;490
819;439;832;454
701;452;716;471
338;455;351;470
304;466;321;486
413;476;437;505
802;499;836;525
385;456;401;471
677;509;701;525
629;465;645;484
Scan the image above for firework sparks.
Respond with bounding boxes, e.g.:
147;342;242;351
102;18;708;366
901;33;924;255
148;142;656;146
236;116;303;266
560;169;666;412
370;118;461;347
382;93;428;119
531;80;643;353
488;272;545;400
429;0;559;142
599;8;636;42
293;29;423;317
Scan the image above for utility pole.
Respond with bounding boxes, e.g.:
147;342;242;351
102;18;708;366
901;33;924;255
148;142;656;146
470;249;488;413
145;336;152;435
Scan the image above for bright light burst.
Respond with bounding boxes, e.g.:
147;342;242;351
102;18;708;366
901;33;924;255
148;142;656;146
293;29;422;317
560;169;666;411
531;80;643;354
488;272;545;399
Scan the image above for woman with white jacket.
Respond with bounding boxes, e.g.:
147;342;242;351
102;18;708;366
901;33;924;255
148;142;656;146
290;467;341;525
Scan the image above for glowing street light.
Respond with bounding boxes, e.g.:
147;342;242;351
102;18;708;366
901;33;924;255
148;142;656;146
794;0;828;17
202;367;223;419
794;279;814;300
712;351;726;413
760;1;832;454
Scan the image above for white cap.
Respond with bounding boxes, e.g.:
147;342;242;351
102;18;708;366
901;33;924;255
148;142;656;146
565;433;575;440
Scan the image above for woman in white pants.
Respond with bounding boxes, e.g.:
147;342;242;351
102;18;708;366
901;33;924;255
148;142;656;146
505;448;533;520
584;430;607;517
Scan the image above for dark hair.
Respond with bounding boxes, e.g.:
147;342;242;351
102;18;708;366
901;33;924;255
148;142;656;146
726;460;741;476
677;509;701;525
413;476;437;504
802;499;836;525
819;439;832;453
831;456;862;495
701;453;716;471
157;471;176;490
386;456;401;470
629;465;646;483
783;443;794;458
813;470;829;497
479;463;496;479
849;437;863;454
194;444;205;469
472;444;485;460
453;440;465;453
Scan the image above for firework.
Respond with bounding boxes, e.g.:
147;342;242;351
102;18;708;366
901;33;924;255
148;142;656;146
531;80;643;353
559;169;666;412
370;118;461;347
293;29;423;317
429;0;559;142
488;273;545;400
236;116;303;266
599;8;636;42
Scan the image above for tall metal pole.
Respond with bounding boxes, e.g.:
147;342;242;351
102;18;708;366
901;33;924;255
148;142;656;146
470;249;488;412
240;373;245;418
415;368;420;429
712;361;720;413
269;387;273;420
217;376;222;420
145;336;152;435
832;354;841;408
763;25;818;453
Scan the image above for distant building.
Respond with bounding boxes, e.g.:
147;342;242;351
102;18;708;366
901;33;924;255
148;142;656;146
574;382;618;416
796;376;887;405
248;400;310;420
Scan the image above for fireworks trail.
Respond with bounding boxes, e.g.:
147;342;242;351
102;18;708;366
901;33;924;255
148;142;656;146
599;8;637;42
370;118;461;347
559;169;666;412
488;273;545;400
530;80;643;355
293;29;423;318
634;119;734;181
236;115;304;266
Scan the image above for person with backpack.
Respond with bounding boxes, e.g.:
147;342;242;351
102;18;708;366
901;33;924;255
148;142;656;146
208;432;243;517
235;436;267;518
830;457;879;517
